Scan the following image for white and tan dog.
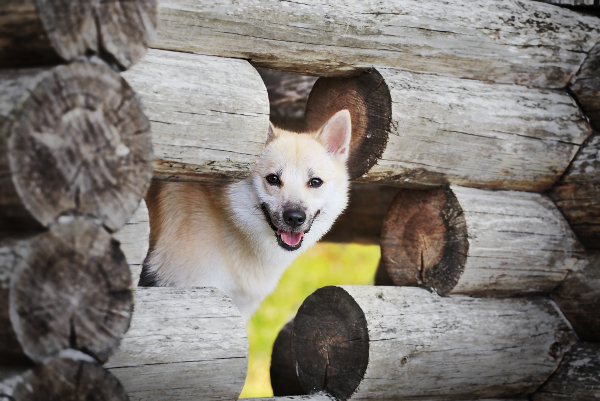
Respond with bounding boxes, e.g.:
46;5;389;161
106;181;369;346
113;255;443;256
140;110;352;321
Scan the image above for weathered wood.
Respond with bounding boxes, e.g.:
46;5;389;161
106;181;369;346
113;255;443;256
0;0;156;69
571;42;600;131
106;287;248;401
0;218;133;365
536;0;597;6
551;252;600;342
322;183;399;244
241;395;334;401
122;49;269;182
114;199;150;287
380;186;583;296
257;68;317;133
292;286;576;400
153;0;600;88
305;68;591;191
549;132;600;249
271;321;305;396
0;61;153;235
532;342;600;401
0;351;128;400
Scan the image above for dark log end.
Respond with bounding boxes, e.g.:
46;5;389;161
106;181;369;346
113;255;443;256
380;187;468;295
9;219;133;364
305;69;391;179
292;286;369;400
2;356;128;400
270;320;305;396
7;61;153;233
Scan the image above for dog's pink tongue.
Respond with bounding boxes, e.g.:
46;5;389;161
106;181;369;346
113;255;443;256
279;230;304;246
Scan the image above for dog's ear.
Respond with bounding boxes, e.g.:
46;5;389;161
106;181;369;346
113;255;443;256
265;122;278;145
317;110;352;161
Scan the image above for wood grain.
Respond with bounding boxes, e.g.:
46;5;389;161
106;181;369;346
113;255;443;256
122;49;270;182
271;320;305;396
114;199;150;287
106;287;248;401
153;0;600;88
570;42;600;131
0;60;153;235
293;286;576;400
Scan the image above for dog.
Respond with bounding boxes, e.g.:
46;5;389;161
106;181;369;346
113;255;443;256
140;110;352;321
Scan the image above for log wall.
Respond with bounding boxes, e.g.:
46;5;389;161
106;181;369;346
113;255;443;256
114;199;150;287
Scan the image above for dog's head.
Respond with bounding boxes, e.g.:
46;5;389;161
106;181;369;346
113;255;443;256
252;110;352;251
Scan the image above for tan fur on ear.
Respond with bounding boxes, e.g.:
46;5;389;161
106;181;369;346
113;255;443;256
316;109;352;160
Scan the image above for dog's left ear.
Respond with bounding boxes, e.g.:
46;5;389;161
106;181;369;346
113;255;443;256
317;110;352;161
266;122;278;145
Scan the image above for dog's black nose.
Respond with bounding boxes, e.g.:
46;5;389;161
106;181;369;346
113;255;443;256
283;210;306;228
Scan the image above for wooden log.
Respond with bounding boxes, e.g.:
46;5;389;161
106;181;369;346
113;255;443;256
0;351;128;400
322;183;399;244
257;68;317;133
532;342;600;401
122;49;269;182
379;185;583;296
271;321;305;396
551;252;600;342
292;286;576;400
241;396;334;401
0;0;156;70
0;218;133;365
536;0;597;6
305;68;591;190
549;132;600;250
570;42;600;130
153;0;600;89
106;287;248;401
114;199;150;287
0;60;153;236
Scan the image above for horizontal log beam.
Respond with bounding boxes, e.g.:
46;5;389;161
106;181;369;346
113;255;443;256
153;0;600;88
570;42;600;131
0;219;133;365
549;132;600;250
305;68;592;190
292;286;576;400
122;49;270;182
0;60;153;235
0;0;156;70
106;287;248;401
113;199;150;288
379;185;583;296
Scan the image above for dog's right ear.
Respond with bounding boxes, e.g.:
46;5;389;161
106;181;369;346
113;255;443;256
316;110;352;162
266;122;277;145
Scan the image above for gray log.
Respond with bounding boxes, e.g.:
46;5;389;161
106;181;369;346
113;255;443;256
0;350;128;400
0;0;156;70
114;199;150;287
305;68;591;190
153;0;600;88
0;218;133;365
257;68;317;133
570;42;600;130
292;286;576;400
271;321;305;396
379;185;583;296
551;252;600;342
532;342;600;401
549;132;600;250
536;0;596;6
0;60;153;235
106;287;248;401
122;49;269;182
322;183;399;245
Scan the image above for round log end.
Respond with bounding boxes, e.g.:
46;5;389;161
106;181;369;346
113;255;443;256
9;218;133;364
292;286;369;400
305;69;391;179
1;355;128;400
380;187;469;295
8;61;153;233
270;320;305;396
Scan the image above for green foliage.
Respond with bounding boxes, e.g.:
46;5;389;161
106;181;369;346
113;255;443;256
240;242;380;398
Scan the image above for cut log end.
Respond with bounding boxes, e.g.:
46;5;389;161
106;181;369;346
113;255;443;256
1;61;153;234
270;321;305;396
2;218;133;364
0;355;128;401
305;69;391;179
380;187;468;295
293;286;369;400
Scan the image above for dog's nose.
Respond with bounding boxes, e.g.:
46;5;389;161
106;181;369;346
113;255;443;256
283;210;306;228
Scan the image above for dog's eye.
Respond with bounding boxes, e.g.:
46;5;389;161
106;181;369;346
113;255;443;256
308;177;323;188
266;174;280;186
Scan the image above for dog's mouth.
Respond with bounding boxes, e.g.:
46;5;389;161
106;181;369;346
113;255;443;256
260;204;310;251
